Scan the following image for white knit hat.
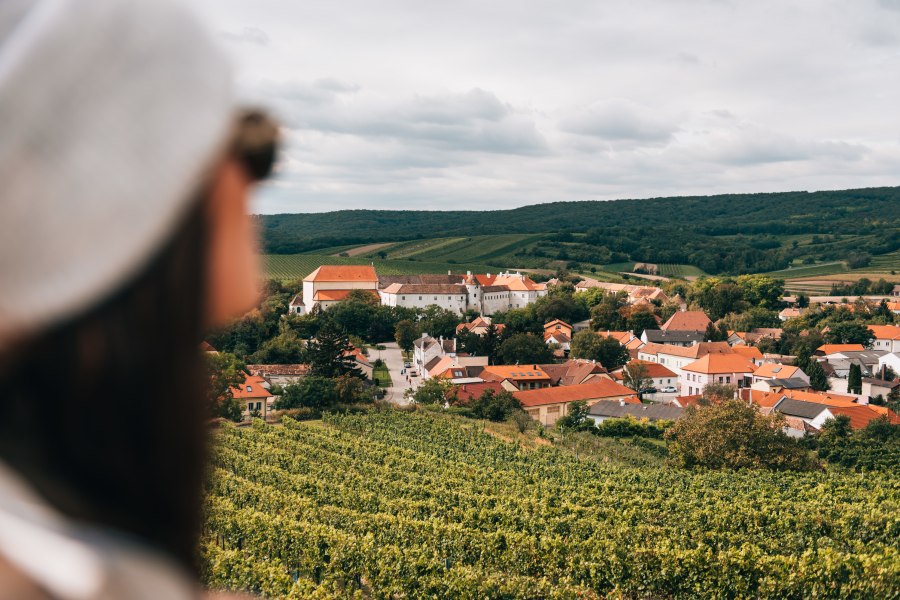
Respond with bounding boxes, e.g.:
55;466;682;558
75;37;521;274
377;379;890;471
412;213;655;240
0;0;234;346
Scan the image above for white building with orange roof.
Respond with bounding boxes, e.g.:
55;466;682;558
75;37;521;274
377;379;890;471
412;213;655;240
230;373;274;420
638;341;734;383
480;364;552;391
680;353;757;396
869;325;900;353
751;362;808;385
302;265;379;313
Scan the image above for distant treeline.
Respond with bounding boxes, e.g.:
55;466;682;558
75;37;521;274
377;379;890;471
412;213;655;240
259;186;900;275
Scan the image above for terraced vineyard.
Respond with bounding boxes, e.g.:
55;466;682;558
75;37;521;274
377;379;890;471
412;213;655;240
202;411;900;599
868;250;900;273
657;263;707;278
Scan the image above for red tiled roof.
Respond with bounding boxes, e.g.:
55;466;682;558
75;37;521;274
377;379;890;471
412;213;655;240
661;311;712;332
622;359;677;379
230;374;272;399
304;265;378;282
683;354;757;375
732;346;764;361
753;363;802;379
828;405;900;429
869;325;900;340
513;380;638;407
451;381;506;402
640;342;732;360
481;365;551;381
815;344;866;355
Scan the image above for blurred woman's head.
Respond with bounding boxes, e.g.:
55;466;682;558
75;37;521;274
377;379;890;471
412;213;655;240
0;0;277;572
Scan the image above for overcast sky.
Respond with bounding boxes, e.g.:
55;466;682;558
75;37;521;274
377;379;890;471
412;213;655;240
192;0;900;214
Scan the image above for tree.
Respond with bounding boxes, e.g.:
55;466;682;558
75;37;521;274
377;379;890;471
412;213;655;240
498;333;554;365
589;293;627;331
848;363;863;394
418;305;464;339
248;330;305;364
205;351;245;421
405;377;454;404
511;409;532;433
622;362;652;394
394;319;418;353
626;306;658;334
665;400;817;471
334;374;376;404
704;322;730;342
702;383;737;404
305;322;362;379
556;400;595;433
531;286;588;325
570;331;630;369
824;321;875;347
807;359;830;391
274;376;337;410
467;389;522;422
735;275;784;310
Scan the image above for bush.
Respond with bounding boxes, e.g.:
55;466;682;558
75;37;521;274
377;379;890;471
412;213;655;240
595;416;673;439
665;400;817;471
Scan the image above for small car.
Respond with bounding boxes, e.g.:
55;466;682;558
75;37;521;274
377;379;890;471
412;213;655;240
404;362;412;368
660;386;678;393
639;387;658;395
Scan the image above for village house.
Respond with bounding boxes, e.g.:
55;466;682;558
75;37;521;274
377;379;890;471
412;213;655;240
726;328;783;346
231;374;274;420
638;341;733;382
425;355;489;380
749;377;812;394
770;398;898;437
537;359;609;387
514;380;639;426
480;364;552;391
455;316;505;336
878;352;900;377
413;333;455;373
586;400;683;425
301;265;379;313
680;354;757;396
448;381;506;403
751;362;809;386
543;319;574;352
778;307;805;321
814;343;866;356
869;325;900;353
609;360;678;392
288;294;304;315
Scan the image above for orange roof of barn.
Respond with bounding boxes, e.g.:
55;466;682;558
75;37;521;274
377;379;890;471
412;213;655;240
683;354;757;374
544;319;572;331
660;310;712;332
304;265;378;282
313;289;379;302
596;331;633;343
815;343;866;355
513;380;639;407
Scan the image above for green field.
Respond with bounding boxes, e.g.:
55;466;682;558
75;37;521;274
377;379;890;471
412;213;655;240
372;364;391;388
765;261;849;279
265;254;504;281
867;250;900;273
658;263;707;278
360;234;544;266
202;410;900;599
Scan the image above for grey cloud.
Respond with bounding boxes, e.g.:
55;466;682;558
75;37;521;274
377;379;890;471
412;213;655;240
694;128;869;166
221;26;269;46
559;100;678;143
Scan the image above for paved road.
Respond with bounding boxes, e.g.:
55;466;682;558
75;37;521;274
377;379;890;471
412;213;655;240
372;341;420;405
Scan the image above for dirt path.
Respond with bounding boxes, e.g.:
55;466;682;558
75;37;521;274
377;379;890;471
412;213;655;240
337;242;395;257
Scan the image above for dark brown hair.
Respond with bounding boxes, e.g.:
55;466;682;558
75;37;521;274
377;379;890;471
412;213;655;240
0;196;210;572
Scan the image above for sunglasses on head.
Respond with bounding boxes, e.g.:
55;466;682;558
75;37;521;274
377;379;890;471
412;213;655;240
231;109;280;182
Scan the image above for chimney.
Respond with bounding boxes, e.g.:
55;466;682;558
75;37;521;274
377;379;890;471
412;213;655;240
619;399;625;406
467;270;471;277
448;270;451;275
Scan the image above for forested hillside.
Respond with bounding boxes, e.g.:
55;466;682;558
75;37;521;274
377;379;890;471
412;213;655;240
203;410;900;599
259;186;900;275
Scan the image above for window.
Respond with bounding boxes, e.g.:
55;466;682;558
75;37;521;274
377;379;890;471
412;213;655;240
419;296;422;300
246;385;253;392
725;376;731;384
402;296;405;300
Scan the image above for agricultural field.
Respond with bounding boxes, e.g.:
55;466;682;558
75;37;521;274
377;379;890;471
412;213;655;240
657;263;707;278
361;234;545;266
202;410;900;599
766;262;849;279
265;254;503;281
867;250;900;273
